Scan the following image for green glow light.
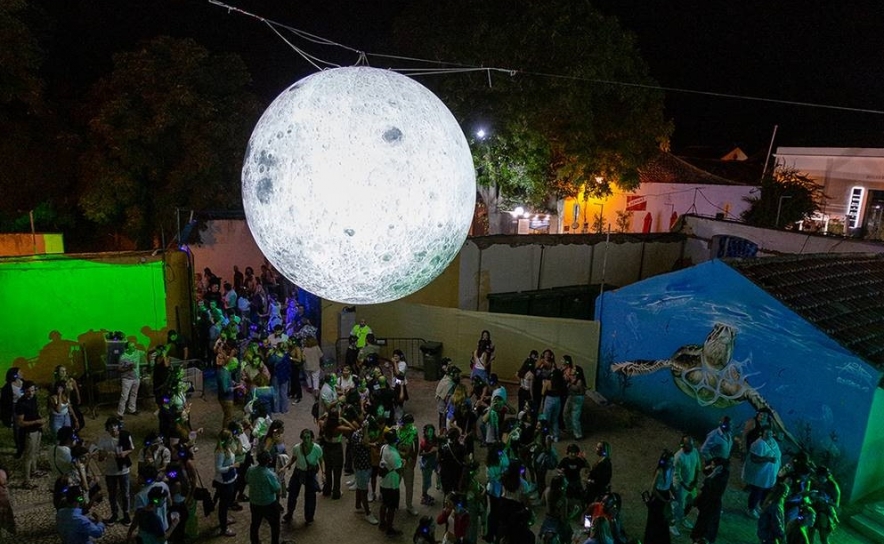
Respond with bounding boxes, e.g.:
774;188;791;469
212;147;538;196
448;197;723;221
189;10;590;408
0;256;168;378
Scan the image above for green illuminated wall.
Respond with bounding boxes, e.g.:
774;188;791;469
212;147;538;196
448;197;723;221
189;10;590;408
0;252;189;386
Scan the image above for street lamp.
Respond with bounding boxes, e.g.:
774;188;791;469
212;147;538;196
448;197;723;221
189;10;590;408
775;195;792;228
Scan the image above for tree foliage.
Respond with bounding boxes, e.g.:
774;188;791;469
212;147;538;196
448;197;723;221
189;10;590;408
741;166;826;228
0;0;43;112
78;36;261;248
393;0;672;215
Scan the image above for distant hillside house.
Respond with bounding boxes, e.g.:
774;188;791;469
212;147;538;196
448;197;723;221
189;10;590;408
775;147;884;239
558;149;761;235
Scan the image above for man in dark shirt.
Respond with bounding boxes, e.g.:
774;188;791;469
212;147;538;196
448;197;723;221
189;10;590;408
15;380;45;489
557;443;588;499
166;330;189;361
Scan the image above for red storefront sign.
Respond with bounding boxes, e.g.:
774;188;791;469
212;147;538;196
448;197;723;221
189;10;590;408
626;195;647;211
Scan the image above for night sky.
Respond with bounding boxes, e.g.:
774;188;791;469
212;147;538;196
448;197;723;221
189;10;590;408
40;0;884;154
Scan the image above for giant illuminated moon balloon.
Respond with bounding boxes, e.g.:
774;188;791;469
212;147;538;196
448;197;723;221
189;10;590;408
242;67;476;304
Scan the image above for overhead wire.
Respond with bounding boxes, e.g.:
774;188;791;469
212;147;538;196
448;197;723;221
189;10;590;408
208;0;884;116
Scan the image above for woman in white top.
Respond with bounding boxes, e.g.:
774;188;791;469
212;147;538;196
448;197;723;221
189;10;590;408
336;365;356;397
49;380;78;437
283;429;325;524
213;430;240;537
302;337;323;395
742;426;781;517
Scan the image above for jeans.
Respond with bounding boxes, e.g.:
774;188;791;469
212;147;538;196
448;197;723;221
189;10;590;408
216;480;237;532
420;457;437;497
542;395;563;440
672;481;696;523
748;484;769;511
118;378;140;416
249;502;280;544
272;377;290;414
322;442;344;497
564;395;584;438
286;469;318;522
105;473;131;518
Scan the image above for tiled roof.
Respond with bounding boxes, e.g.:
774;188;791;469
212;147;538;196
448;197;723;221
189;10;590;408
725;253;884;369
638;152;762;186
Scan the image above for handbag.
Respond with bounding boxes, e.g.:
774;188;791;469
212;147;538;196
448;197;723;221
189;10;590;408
193;470;215;517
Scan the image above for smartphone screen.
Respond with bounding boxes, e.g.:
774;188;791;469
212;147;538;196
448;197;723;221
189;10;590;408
583;515;593;529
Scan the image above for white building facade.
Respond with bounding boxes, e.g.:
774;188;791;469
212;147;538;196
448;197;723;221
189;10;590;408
776;147;884;238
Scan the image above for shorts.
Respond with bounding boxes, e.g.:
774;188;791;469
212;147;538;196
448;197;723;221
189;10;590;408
380;487;400;510
355;469;371;491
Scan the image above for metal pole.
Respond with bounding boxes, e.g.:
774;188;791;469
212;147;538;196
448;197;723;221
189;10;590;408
537;245;545;291
762;125;779;182
776;195;792;228
29;210;37;254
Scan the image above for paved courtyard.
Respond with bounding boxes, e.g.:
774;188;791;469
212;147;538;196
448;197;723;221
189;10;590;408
0;369;874;544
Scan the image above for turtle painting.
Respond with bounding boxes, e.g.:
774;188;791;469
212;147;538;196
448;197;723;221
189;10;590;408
611;322;799;448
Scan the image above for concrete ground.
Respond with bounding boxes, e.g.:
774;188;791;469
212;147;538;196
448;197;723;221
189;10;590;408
0;369;874;544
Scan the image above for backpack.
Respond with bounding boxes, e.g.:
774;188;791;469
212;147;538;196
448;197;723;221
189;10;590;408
0;384;13;428
378;445;392;477
534;450;557;471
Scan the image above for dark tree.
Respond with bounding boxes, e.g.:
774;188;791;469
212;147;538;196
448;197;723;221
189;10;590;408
78;36;261;248
741;167;826;229
393;0;672;232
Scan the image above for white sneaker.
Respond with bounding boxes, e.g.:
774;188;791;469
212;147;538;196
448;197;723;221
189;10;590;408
347;482;357;491
365;513;379;525
368;490;375;502
407;506;419;516
669;525;681;536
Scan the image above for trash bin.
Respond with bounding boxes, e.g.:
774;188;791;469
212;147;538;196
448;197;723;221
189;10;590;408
419;341;444;381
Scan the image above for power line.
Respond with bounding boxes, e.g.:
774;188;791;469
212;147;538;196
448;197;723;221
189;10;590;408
208;0;884;116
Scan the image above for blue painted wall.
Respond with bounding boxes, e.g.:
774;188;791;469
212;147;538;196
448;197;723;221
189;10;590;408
596;260;878;500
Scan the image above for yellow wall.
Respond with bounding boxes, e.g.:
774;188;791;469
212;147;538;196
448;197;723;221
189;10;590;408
324;299;599;388
0;233;64;256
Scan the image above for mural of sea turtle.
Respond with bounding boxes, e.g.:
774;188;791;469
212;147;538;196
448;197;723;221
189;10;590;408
611;322;800;448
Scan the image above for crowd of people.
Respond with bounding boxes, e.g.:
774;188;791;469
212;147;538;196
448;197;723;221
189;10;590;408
0;262;847;544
